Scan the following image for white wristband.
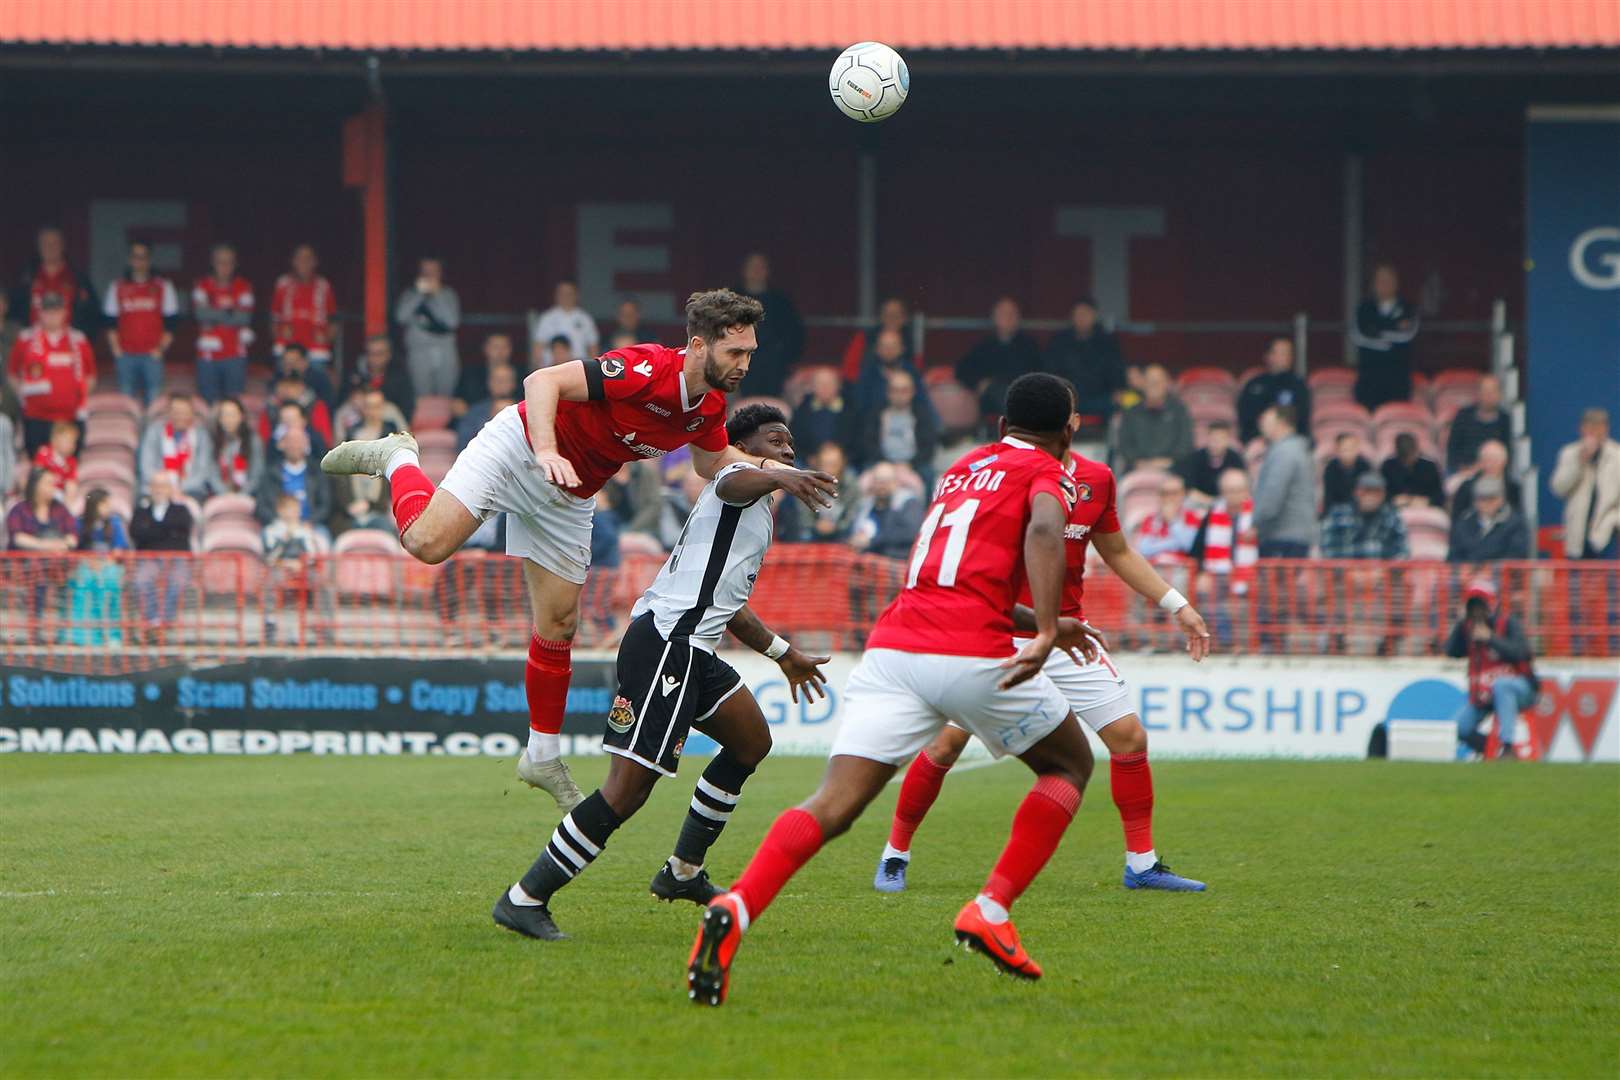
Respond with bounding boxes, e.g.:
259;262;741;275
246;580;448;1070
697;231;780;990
1158;588;1188;613
765;635;791;660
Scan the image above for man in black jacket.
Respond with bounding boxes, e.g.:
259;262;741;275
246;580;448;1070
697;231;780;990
735;253;804;399
1237;337;1311;443
1351;263;1420;412
1175;420;1245;502
954;297;1039;428
1445;375;1512;473
1446;579;1536;759
1381;432;1444;507
1043;298;1125;440
129;470;195;639
1448;477;1528;562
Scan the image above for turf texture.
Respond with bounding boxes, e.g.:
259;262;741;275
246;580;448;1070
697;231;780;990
2;754;1616;1077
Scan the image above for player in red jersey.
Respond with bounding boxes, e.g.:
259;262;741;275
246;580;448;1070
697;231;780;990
874;436;1212;895
685;373;1107;1005
319;289;835;812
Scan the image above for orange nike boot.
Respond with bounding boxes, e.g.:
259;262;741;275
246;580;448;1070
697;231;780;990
687;892;746;1006
953;898;1043;980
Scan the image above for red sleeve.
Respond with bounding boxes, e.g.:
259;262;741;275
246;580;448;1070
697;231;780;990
78;338;97;379
1027;463;1068;510
692;417;730;454
6;337;22;379
584;349;657;403
31;446;49;469
1095;472;1121;533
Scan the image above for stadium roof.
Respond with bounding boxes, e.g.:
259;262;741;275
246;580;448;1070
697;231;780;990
5;0;1618;54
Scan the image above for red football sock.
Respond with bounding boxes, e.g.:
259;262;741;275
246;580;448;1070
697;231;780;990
526;634;572;736
888;749;951;852
730;808;823;923
982;775;1081;910
388;463;436;538
1110;750;1155;854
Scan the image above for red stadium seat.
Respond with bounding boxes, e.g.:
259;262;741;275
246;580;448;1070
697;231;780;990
1236;366;1265;387
1372;401;1435;430
333;528;405;598
1313;400;1372;426
202;522;264;555
411;396;454;431
413;429;458;453
1430;368;1484;396
85;391;142;421
420;448;457;484
1307;366;1356;391
84;414;140;449
927;381;980;434
1177;366;1236;391
1374;423;1440;462
78;459;137;488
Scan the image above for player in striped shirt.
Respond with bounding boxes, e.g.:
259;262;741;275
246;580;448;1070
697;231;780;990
491;404;836;942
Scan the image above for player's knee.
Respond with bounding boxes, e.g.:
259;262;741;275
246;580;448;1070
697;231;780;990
600;770;655;819
732;728;772;770
1105;716;1148;755
533;606;578;641
926;729;967;767
402;528;452;566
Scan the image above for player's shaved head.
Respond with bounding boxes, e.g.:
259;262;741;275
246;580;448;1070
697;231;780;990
1003;372;1074;436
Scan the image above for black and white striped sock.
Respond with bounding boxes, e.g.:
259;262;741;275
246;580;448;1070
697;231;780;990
511;791;622;906
672;750;756;874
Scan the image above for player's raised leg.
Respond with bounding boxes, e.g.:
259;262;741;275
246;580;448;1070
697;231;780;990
321;432;485;564
1098;715;1205;891
875;725;969;892
651;682;773;905
514;560;585;812
953;710;1093;981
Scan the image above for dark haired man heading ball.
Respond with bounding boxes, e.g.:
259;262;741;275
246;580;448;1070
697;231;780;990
686;372;1107;1004
492;404;837;942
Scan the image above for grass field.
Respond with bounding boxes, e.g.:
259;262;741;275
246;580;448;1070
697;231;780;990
2;753;1617;1077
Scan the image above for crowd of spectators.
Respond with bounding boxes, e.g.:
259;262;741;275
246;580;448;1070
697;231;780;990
4;229;1617;646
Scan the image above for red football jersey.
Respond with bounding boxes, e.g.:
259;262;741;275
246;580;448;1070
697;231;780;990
866;437;1073;659
1014;451;1120;621
32;445;78;485
103;277;179;354
8;327;96;422
517;344;730;499
28;265;89;325
192;275;255;361
271;274;335;358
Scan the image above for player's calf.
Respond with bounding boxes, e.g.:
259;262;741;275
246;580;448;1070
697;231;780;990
494;790;625;940
654;747;761;905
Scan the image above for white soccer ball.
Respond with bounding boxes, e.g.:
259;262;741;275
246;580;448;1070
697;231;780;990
829;42;909;123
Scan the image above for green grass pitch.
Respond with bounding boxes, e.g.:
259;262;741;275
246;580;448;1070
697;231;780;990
2;754;1616;1077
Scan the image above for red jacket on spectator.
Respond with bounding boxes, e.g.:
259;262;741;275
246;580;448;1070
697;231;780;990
271;274;336;361
8;326;96;421
32;444;78;486
192;275;255;361
104;276;180;355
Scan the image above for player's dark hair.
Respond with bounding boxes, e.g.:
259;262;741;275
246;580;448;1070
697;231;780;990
727;403;788;445
686;288;765;344
1003;373;1074;435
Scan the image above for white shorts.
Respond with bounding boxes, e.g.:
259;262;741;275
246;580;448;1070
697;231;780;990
1013;637;1135;732
829;649;1071;766
438;404;596;585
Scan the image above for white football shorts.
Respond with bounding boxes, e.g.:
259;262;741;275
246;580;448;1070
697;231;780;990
438;404;596;585
1011;637;1136;732
829;648;1071;765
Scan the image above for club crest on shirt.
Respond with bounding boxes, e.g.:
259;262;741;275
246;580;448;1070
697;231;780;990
686;417;705;431
672;735;686;760
1076;482;1093;503
599;356;625;378
607;695;635;733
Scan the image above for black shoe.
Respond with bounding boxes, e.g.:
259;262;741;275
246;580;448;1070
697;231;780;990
650;863;721;905
492;891;566;941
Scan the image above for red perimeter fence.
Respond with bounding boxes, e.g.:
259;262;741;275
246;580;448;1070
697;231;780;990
1;550;1615;674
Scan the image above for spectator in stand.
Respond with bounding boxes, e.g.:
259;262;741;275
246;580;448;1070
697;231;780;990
1351;262;1420;412
138;391;212;497
589;484;623;572
129;470;194;640
851;462;923;559
854;327;930;422
262;374;333;454
955;297;1038;430
1550;407;1620;559
791;366;857;457
276;340;337;409
861;369;938;481
206;397;264;497
347;335;415;425
1174;419;1244;503
271;244;336;366
532;280;598;366
264;399;327;467
103;239;179;407
657;466;710;550
332;443;393;533
67;487;129;646
1237;337;1312;443
455;365;517;450
191;242;254;404
604;460;664;540
13;225;94;329
778;441;861;543
1044;297;1126;441
31;421;80;506
7;468;77;553
8;293;95;455
1253;404;1316;558
255;427;332;536
1448;476;1528;563
453;331;515;420
1447;579;1536;760
1381;432;1445;508
264;493;323;560
0;291;20;425
542;335;575;370
608;299;647;344
1321;472;1408;559
1445;374;1512;473
735;253;804;400
1452;440;1521;515
394;256;462;398
840;297;916;383
1191;467;1259;646
1134;473;1201;563
1321;431;1373;515
346;388;402;444
1116;364;1194;474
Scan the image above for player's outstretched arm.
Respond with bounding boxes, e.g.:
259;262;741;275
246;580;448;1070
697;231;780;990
1091;529;1212;661
1000;491;1067;689
522;362;592;488
726;605;831;704
713;460;837;510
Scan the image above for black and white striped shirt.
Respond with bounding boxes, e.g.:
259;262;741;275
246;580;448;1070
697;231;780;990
632;461;776;651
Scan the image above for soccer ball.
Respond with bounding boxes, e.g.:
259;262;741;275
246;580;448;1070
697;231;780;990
829;42;909;123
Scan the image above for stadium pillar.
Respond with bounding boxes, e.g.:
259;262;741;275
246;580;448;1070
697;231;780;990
343;103;390;339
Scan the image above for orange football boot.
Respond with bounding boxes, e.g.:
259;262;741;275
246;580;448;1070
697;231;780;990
953;899;1043;980
687;892;746;1006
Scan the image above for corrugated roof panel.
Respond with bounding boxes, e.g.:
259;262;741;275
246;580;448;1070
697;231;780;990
2;0;1616;53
